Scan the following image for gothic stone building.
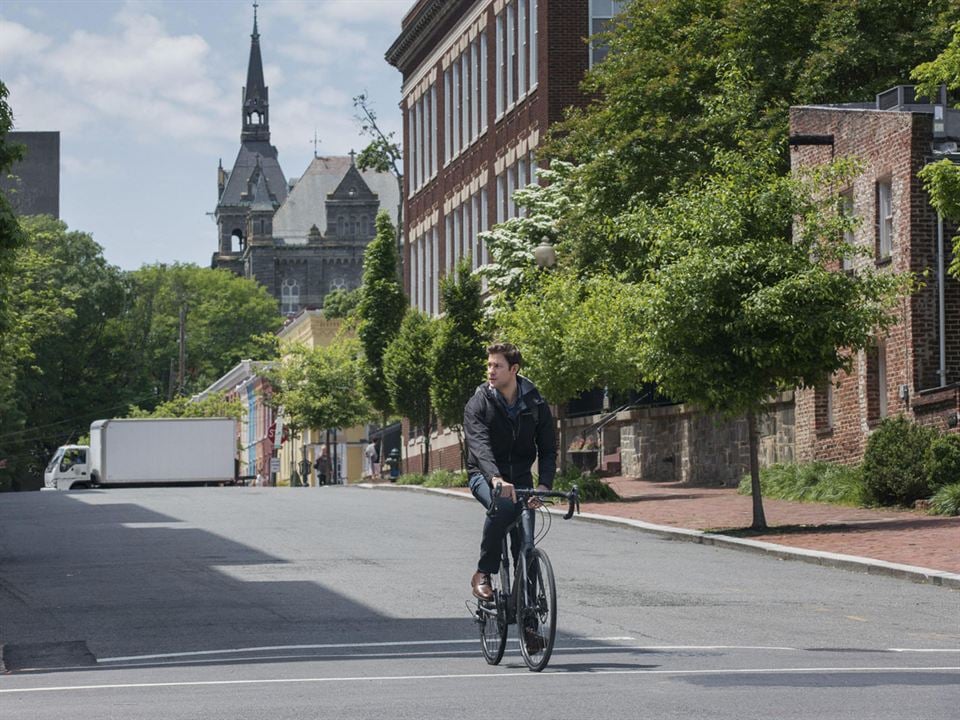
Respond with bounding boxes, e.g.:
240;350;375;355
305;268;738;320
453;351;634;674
212;11;398;315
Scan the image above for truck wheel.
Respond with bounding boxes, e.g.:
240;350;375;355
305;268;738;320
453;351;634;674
89;473;100;488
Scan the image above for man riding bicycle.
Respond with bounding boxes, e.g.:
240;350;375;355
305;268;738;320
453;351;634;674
464;342;557;610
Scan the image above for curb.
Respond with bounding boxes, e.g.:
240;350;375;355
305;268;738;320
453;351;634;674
356;483;960;590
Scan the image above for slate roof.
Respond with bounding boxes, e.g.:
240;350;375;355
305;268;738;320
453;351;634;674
272;156;400;243
218;141;288;208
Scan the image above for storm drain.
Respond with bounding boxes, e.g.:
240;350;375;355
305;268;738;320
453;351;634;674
1;640;96;671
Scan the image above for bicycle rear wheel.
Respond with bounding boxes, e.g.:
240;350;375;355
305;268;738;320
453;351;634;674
516;548;557;672
478;565;509;665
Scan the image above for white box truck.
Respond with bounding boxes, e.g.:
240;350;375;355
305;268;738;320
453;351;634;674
44;418;237;490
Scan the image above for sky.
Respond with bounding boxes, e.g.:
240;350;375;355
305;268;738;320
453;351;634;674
0;0;409;270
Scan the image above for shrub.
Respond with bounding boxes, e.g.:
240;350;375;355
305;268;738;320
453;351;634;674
395;473;425;486
929;482;960;516
423;469;468;488
551;467;620;502
924;434;960;493
861;416;938;507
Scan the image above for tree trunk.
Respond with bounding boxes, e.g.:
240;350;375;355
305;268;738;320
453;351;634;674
555;403;568;475
747;409;767;531
423;418;431;476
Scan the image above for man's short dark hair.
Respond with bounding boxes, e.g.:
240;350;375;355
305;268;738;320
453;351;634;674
487;342;522;368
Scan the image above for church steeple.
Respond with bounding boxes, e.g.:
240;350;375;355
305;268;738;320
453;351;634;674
242;3;269;143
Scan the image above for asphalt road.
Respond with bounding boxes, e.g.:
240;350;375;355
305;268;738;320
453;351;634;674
0;485;957;719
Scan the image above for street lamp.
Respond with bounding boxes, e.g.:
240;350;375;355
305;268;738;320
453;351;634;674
533;237;556;269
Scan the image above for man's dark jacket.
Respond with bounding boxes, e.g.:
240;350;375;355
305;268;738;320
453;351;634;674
464;376;557;490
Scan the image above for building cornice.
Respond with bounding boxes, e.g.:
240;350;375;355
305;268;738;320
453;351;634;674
386;0;462;73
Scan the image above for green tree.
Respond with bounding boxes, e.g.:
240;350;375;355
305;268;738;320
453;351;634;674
357;211;407;454
913;23;960;277
546;0;959;272
431;258;486;468
127;392;243;420
0;80;25;339
125;263;281;402
323;287;361;320
384;310;435;475
0;217;138;489
497;268;645;470
263;340;372;435
354;91;404;259
635;150;909;528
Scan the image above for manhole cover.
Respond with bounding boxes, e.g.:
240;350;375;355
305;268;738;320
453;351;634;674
1;641;96;671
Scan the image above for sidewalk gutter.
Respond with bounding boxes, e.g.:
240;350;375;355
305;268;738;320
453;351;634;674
357;483;960;590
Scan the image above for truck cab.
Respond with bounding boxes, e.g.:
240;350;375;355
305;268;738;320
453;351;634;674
44;445;90;490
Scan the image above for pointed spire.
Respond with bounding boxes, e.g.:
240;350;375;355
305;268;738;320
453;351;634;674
242;2;269;142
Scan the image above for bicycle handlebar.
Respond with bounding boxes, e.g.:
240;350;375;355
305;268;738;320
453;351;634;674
487;484;580;519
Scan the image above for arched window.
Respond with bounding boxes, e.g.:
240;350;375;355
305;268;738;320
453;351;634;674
231;229;244;252
351;216;359;237
330;276;347;292
280;278;300;315
338;216;346;236
248;111;262;125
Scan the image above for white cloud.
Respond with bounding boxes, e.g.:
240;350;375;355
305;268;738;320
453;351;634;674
3;5;234;150
0;17;51;63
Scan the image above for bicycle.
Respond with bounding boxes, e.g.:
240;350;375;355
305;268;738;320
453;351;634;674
474;484;579;672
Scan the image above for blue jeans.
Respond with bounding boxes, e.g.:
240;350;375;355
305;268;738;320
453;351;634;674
468;473;529;575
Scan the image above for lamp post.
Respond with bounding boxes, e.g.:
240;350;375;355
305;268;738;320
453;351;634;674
533;237;556;269
531;237;566;472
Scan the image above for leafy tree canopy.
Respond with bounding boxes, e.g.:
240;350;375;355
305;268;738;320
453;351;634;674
547;0;959;218
125;263;282;402
264;340;372;435
127;392;243;420
358;212;407;418
431;259;486;434
384;309;435;473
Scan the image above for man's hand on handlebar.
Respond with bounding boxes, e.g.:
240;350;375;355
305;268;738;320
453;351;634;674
526;484;551;509
492;476;515;502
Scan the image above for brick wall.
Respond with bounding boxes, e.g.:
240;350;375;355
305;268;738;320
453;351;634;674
791;105;960;465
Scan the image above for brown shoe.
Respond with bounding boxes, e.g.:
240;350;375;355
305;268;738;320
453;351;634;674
471;571;493;601
524;627;545;654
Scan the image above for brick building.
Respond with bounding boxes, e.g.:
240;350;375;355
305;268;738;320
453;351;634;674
386;0;616;471
791;86;960;465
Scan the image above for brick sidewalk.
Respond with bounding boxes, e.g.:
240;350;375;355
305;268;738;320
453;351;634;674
585;477;960;574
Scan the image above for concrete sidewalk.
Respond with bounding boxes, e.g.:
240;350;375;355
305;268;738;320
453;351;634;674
365;477;960;589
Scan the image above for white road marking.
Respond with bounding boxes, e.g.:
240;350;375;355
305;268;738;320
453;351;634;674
98;637;637;663
1;666;957;695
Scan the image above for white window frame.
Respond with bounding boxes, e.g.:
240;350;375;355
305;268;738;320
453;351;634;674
431;227;440;316
408;105;417;194
878;180;893;259
506;1;515;109
589;0;625;68
530;0;538;89
496;13;505;117
444;69;452;164
518;0;527;98
429;85;437;178
480;30;489;130
461;51;470;146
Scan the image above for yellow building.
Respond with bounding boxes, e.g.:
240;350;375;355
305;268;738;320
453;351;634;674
275;309;371;486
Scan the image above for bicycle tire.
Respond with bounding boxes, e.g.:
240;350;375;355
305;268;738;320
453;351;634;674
478;564;509;665
516;547;557;672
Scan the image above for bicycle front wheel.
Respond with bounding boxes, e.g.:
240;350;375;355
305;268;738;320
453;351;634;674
516;547;557;671
478;565;509;665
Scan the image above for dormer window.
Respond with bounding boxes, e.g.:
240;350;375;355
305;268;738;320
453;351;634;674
348;187;357;197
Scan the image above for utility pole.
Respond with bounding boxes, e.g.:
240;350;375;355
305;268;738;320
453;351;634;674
177;303;187;396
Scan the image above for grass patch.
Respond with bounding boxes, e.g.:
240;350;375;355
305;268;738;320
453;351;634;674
929;482;960;516
737;461;865;506
423;469;468;488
